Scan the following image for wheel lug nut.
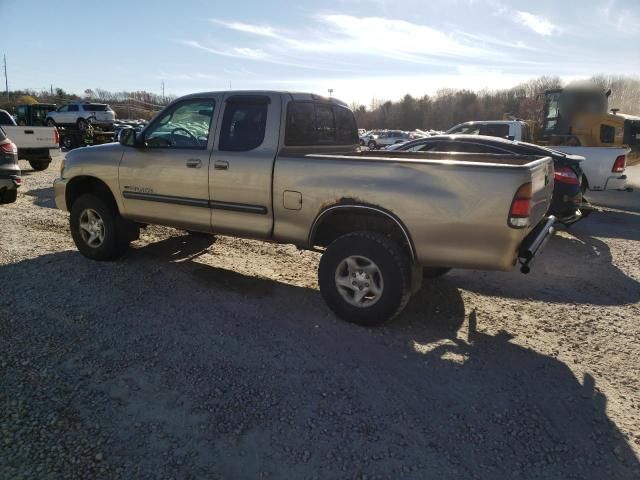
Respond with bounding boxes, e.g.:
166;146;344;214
365;283;369;287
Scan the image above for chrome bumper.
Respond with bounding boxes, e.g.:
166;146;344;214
53;177;68;211
518;216;556;274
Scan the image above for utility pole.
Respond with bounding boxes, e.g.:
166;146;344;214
161;80;165;103
3;55;8;96
328;88;334;98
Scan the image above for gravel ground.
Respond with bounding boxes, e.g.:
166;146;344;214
1;151;639;479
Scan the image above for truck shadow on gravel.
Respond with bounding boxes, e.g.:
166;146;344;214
24;186;57;209
451;229;640;306
2;236;640;478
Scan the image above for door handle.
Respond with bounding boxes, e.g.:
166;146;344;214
24;130;34;134
214;160;229;170
186;159;202;168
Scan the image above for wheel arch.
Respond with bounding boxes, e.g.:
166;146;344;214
308;203;417;263
65;176;118;212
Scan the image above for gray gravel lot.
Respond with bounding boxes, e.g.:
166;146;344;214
1;151;639;479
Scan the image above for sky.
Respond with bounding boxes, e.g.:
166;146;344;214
3;0;639;105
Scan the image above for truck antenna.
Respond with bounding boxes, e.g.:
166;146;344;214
3;55;8;96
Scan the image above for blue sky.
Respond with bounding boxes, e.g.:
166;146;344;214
3;0;639;105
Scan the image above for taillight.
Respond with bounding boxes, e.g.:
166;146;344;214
554;166;579;185
508;183;532;228
0;142;17;154
54;128;60;147
612;155;626;173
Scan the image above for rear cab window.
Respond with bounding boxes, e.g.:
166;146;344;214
285;101;357;146
83;104;108;112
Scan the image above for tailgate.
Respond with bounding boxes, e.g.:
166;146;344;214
4;126;58;149
528;156;554;226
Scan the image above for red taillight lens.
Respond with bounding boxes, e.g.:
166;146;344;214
554;166;579;185
54;128;60;146
0;142;17;154
509;183;532;228
612;155;626;173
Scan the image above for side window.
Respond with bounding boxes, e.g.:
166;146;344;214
285;102;357;146
219;97;268;152
315;104;336;144
481;124;509;138
144;99;215;149
452;124;481;135
58;105;69;112
335;106;358;144
68;105;79;112
600;125;615;144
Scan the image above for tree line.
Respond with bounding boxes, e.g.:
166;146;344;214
351;75;640;131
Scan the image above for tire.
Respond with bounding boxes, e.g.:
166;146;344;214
581;175;589;195
318;231;411;326
77;118;88;131
70;193;131;260
423;267;451;278
367;140;377;150
28;160;50;171
46;118;56;127
0;189;17;204
62;135;75;150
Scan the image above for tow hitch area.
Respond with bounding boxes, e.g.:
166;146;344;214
518;216;556;274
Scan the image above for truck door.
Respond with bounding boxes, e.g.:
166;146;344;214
209;93;280;238
118;96;219;231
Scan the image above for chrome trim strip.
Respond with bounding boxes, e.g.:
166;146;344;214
122;191;267;214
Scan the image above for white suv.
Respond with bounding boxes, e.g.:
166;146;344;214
46;103;116;129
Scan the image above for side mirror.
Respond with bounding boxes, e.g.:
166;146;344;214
506;135;515;141
119;128;140;147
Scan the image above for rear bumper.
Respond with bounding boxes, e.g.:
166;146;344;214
518;216;556;274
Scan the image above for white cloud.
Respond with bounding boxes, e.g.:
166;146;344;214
209;20;281;39
514;11;558;36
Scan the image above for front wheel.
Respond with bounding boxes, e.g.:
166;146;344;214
318;231;411;326
70;193;132;260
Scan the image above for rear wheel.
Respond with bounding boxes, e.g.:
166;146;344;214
70;193;133;260
367;140;377;150
46;118;56;127
77;118;89;131
28;160;50;171
318;231;411;326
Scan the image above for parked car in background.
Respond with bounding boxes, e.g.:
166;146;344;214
359;129;381;146
0;109;59;171
367;130;411;149
0;126;21;204
447;120;631;193
53;90;555;326
46;102;116;130
394;134;590;225
15;103;57;126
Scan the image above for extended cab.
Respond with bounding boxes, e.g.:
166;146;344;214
0;109;59;171
447;120;631;192
53;91;556;325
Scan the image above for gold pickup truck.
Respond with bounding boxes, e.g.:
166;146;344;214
53;91;555;325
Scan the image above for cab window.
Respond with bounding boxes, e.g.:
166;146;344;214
144;99;215;149
285;102;357;146
218;96;269;152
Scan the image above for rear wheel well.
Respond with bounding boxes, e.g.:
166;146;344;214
65;176;117;212
311;207;415;262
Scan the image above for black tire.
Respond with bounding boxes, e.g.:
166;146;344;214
0;189;17;204
62;135;75;150
367;140;377;150
70;193;131;260
46;118;56;127
318;231;411;326
423;267;451;278
77;118;88;131
581;175;589;195
28;160;50;171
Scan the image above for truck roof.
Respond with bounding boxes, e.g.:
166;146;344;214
178;90;350;108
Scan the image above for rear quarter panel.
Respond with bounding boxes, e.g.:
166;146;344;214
273;154;553;271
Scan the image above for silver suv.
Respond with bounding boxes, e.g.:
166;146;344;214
46;102;116;129
367;130;411;149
